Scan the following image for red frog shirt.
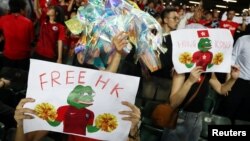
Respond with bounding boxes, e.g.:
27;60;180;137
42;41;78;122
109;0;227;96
56;105;94;135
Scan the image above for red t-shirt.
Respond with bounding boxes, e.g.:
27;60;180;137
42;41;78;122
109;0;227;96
219;20;239;36
35;20;65;59
0;14;34;59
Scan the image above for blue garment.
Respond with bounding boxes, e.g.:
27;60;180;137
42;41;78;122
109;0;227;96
161;111;202;141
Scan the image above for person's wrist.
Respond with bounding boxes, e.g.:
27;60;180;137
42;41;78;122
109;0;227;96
16;123;23;128
129;121;141;139
129;127;139;139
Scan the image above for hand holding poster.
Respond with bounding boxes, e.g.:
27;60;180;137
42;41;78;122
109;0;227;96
23;59;140;141
171;29;233;74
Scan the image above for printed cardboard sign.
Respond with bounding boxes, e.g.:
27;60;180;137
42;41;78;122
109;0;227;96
23;59;140;141
171;29;233;74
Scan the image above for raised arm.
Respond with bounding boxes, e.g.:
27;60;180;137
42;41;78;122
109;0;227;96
14;98;48;141
209;65;240;95
106;32;128;73
237;16;247;31
170;66;204;108
34;0;42;19
67;0;74;12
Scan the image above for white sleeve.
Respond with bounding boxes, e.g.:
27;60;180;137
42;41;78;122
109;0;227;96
231;37;242;65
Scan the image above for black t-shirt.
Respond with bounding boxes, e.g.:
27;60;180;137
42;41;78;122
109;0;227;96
180;73;212;113
151;35;173;79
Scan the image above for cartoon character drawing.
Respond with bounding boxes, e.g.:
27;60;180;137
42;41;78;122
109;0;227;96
191;38;213;70
47;85;99;135
179;35;224;71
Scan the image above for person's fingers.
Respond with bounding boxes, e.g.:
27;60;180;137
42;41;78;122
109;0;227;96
18;108;36;115
119;111;132;115
16;98;35;110
122;117;137;121
119;111;140;119
121;101;140;113
116;32;126;40
16;114;34;120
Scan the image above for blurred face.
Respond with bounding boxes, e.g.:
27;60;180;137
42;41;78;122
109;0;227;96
213;10;219;18
46;7;56;16
205;13;212;21
190;6;195;12
178;9;184;17
164;11;180;31
194;7;203;21
148;2;155;9
227;10;235;20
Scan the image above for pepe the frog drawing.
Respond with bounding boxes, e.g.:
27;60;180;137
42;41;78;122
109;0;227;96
47;85;99;135
186;38;213;71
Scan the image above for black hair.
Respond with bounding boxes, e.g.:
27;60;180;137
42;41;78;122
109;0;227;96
54;6;65;25
161;7;177;23
9;0;26;13
47;6;65;25
227;8;235;13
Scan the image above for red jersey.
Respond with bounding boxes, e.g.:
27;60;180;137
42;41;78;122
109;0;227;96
35;20;65;59
56;105;94;135
0;14;34;59
187;18;207;25
219;20;239;36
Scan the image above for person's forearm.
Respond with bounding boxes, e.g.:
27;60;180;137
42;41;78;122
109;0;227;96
220;77;237;94
67;0;74;12
170;80;193;108
34;0;41;19
106;52;122;73
15;126;27;141
57;40;63;63
241;21;247;31
127;127;140;141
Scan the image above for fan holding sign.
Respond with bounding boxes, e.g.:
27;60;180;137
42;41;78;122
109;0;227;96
160;29;240;141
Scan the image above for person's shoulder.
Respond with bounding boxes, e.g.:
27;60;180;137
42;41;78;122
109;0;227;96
20;16;33;24
238;35;250;41
0;14;9;20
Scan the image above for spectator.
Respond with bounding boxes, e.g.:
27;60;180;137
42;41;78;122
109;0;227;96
220;8;246;36
67;0;85;16
187;6;206;26
152;7;179;79
216;35;250;123
144;1;156;17
161;65;240;141
14;32;141;141
0;0;34;71
33;0;66;63
210;8;220;28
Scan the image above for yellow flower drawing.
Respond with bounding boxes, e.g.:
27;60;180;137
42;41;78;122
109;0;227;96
213;52;224;65
179;52;192;64
95;113;118;132
35;103;58;121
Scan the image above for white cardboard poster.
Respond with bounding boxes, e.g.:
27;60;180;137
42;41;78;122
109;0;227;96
24;59;140;141
171;29;233;74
